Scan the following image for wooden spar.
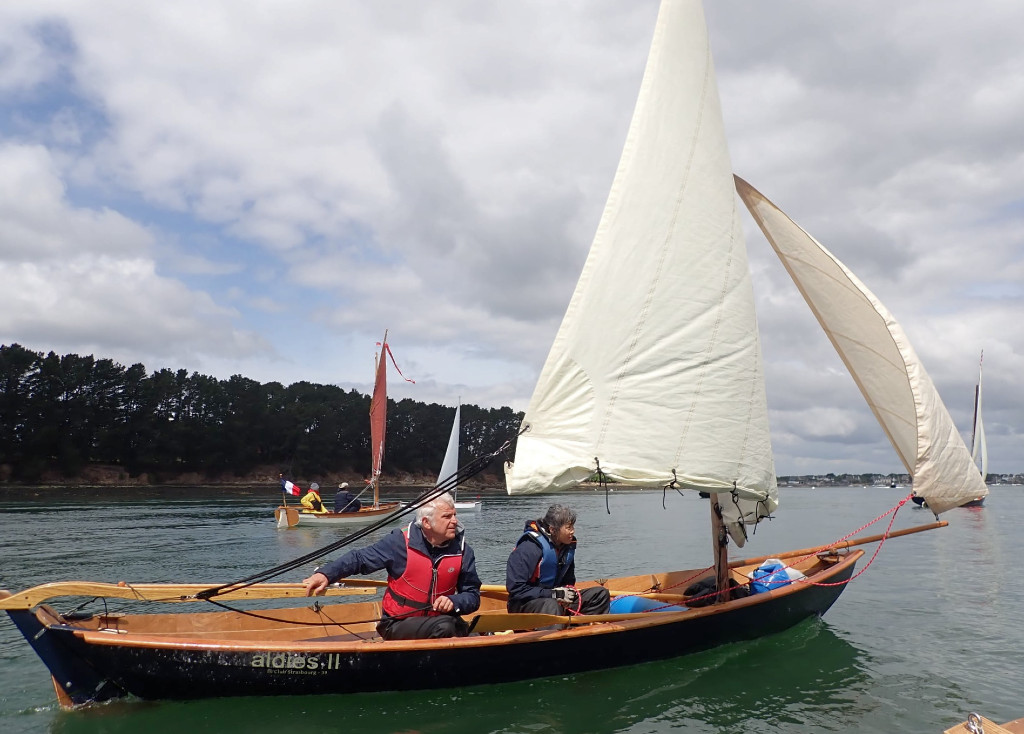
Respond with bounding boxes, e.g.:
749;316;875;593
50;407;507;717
710;493;730;603
729;521;948;569
0;582;376;611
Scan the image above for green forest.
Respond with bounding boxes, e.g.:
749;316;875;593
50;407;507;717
0;343;522;485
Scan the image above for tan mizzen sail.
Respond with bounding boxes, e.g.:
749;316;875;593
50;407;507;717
735;176;987;514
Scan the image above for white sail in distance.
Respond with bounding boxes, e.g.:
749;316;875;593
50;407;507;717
735;177;988;514
505;0;777;544
438;403;461;488
971;352;988;480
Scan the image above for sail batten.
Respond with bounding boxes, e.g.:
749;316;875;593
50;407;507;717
505;0;776;543
735;176;987;513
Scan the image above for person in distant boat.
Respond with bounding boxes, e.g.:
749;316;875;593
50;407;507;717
505;504;610;619
334;482;361;513
303;493;481;639
300;482;327;513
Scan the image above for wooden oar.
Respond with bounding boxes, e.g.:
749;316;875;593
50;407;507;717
729;521;948;569
0;582;376;611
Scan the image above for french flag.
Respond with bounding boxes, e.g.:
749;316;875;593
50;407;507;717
280;478;302;496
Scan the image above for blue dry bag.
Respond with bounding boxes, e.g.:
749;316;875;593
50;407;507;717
749;559;792;594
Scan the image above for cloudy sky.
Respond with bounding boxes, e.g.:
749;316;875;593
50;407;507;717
1;0;1021;476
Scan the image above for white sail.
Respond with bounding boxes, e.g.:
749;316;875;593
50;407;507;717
971;353;988;480
735;177;988;515
437;403;461;487
505;0;777;544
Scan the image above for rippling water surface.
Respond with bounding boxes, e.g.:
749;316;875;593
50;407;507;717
1;485;1021;733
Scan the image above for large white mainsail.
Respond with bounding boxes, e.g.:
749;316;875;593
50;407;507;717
505;0;777;544
735;177;988;515
971;352;988;480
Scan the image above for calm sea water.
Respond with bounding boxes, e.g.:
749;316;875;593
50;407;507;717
1;485;1021;733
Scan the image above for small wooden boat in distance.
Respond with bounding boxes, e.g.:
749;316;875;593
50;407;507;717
276;332;405;527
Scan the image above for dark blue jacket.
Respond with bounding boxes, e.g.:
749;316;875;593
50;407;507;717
505;521;577;606
317;524;481;615
334;490;361;513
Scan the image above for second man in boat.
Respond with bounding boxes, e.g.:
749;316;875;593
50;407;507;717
303;493;481;639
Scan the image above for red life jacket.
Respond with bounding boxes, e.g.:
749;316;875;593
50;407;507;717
382;524;464;618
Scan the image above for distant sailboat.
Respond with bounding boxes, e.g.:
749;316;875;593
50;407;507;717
971;350;988;479
437;402;480;511
962;351;988;506
913;350;988;509
275;332;405;527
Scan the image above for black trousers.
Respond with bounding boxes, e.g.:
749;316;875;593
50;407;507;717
508;586;611;617
377;614;469;640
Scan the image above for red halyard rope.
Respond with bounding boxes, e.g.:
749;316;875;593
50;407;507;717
787;492;913;587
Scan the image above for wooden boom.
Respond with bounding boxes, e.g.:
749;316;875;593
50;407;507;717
730;521;947;569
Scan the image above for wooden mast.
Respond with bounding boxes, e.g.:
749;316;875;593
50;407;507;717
709;494;731;603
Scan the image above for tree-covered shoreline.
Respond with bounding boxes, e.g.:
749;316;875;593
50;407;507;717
0;343;520;486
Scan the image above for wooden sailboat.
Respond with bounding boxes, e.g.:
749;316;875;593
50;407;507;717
274;333;403;527
438;402;480;511
0;0;988;708
962;350;988;506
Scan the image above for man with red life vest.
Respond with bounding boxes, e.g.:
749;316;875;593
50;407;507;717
302;493;481;639
505;504;610;619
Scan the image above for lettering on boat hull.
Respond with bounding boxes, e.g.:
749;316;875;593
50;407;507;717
248;652;348;673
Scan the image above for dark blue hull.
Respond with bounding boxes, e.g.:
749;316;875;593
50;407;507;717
6;552;860;706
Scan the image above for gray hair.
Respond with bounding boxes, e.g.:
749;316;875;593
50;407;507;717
541;504;576;532
415;493;456;525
